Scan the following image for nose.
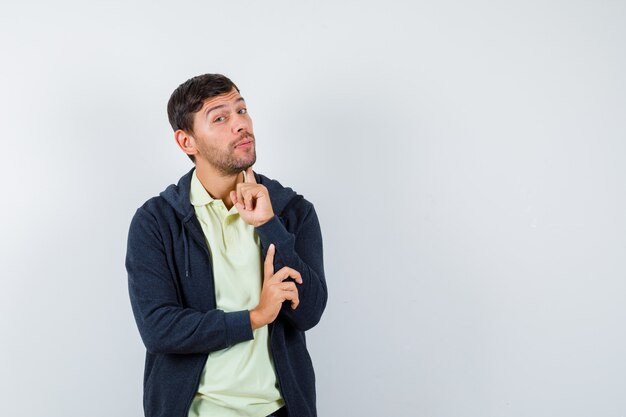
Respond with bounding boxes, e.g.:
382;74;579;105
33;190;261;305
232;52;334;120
231;113;251;135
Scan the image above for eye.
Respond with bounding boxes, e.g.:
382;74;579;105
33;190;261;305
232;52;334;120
213;116;226;123
238;108;247;115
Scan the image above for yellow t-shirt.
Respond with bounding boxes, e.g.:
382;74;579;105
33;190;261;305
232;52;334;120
187;169;284;417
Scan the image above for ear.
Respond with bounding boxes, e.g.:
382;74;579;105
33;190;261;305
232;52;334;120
174;129;197;159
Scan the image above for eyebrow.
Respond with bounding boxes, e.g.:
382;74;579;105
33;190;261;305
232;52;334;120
205;97;245;117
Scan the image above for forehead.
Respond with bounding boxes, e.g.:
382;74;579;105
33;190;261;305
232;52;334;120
200;88;243;110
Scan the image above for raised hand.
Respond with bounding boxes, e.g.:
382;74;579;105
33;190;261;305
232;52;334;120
250;244;303;330
229;166;275;227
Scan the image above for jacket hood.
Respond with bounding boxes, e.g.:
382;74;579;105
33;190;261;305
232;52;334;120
159;167;301;221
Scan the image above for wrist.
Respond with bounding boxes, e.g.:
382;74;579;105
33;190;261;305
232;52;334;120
249;309;265;330
255;214;274;227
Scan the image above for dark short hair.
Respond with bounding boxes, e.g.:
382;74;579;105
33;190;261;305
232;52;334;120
167;73;239;162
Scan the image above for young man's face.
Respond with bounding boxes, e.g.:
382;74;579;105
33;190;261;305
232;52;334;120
190;88;256;175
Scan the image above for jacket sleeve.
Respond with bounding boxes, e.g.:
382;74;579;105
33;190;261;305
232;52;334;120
126;207;253;355
254;203;328;331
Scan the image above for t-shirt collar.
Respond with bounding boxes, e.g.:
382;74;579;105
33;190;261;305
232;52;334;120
189;169;216;207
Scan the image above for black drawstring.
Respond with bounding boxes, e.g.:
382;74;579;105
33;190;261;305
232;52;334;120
182;224;189;278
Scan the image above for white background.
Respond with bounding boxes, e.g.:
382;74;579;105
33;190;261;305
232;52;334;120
1;1;625;416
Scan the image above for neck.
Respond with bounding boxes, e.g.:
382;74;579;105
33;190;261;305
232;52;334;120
194;161;241;209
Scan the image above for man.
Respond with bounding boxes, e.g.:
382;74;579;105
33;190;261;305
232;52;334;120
126;74;327;417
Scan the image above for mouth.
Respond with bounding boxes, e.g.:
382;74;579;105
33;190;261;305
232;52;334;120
234;139;254;149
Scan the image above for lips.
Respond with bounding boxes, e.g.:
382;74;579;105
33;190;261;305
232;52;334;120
234;139;253;148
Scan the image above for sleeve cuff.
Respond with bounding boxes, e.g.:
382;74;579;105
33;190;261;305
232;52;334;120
224;310;254;345
255;215;292;248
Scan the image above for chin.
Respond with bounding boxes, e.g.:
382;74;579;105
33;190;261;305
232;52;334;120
242;155;257;169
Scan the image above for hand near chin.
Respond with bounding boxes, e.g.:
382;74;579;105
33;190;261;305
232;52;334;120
230;166;275;227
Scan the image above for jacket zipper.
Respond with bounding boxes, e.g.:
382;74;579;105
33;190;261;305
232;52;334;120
182;219;216;416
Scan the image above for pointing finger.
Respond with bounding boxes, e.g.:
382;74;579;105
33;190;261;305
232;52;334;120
237;183;244;208
245;166;256;184
264;244;275;278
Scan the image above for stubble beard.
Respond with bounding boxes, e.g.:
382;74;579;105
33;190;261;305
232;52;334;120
197;133;257;177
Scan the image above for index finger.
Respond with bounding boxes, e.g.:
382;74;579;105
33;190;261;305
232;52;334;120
263;243;275;278
244;166;256;184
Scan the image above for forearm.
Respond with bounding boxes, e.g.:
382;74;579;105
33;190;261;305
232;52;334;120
128;273;254;354
127;208;254;355
255;208;328;331
276;257;327;330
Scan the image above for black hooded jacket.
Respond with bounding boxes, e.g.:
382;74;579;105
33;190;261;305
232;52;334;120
126;168;327;417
